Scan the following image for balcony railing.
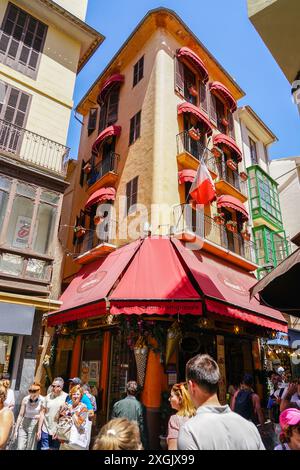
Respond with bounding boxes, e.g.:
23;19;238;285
0;118;70;176
88;152;119;186
215;157;248;196
176;131;217;173
173;204;256;264
75;219;117;255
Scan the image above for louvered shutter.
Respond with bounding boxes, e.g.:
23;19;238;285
209;92;217;124
228;112;235;139
99;103;107;133
88;108;98;136
175;57;184;96
107;87;120;125
199;81;208;114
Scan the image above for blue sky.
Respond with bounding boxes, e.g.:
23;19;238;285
66;0;300;160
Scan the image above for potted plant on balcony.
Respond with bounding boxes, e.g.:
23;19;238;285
188;84;198;97
94;215;104;225
213;212;225;225
225;220;237;233
239;171;248;182
226;159;238;171
241;227;251;241
74;225;86;238
212;146;222;158
83;162;92;174
221;117;229;127
188;127;201;141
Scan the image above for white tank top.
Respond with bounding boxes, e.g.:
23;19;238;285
23;395;44;419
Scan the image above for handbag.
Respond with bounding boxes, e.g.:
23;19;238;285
68;418;90;449
55;414;73;442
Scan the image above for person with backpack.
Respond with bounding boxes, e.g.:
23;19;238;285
231;374;265;426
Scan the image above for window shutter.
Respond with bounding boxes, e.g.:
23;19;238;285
99;103;107;133
228;112;235;139
107;88;120;125
199;81;208;114
209;92;217;124
175;57;184;96
88;108;98;136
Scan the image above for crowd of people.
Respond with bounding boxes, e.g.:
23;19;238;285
0;354;299;451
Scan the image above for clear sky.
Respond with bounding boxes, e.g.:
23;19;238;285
66;0;300;161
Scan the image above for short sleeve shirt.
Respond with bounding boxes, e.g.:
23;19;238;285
167;414;190;441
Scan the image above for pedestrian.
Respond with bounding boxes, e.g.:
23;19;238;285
66;378;94;413
56;385;89;450
280;378;300;412
82;384;97;412
0;384;14;450
231;374;265;426
178;354;265;450
93;418;142;450
14;382;44;450
111;380;146;448
37;377;67;450
274;408;300;450
167;382;195;450
0;373;15;411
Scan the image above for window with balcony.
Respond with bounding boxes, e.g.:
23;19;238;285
0;3;47;79
175;58;209;111
253;226;290;269
99;87;120;133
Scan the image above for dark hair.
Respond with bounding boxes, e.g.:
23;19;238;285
243;374;253;386
186;354;220;394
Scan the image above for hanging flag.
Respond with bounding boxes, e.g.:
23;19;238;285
189;160;216;205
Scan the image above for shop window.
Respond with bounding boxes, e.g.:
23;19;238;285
80;333;103;387
0;335;15;375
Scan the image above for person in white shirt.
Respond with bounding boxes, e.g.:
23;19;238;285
178;354;265;450
0;374;15;411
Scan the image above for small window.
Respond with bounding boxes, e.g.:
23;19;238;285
87;108;98;136
249;137;258;165
126;176;138;215
129;111;141;145
133;56;144;87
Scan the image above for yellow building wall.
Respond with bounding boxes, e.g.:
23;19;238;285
54;0;88;20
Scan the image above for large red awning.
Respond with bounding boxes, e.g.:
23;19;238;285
178;169;196;184
217;195;249;222
98;74;124;104
213;133;242;162
178;102;213;135
110;237;202;315
177;47;209;83
47;240;142;326
85;187;116;209
209;81;237;112
92;125;121;152
171;238;287;332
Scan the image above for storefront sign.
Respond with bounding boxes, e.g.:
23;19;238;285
12;216;31;248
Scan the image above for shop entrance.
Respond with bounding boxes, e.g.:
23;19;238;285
178;331;217;382
225;336;254;389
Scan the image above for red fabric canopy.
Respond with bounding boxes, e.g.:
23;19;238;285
178;169;196;184
217;195;249;221
110;237;202;315
209;81;237;112
178;102;213;135
47;240;142;326
213;133;242;162
85;187;116;209
98;74;124;104
177;47;209;83
92;125;121;152
171;238;287;332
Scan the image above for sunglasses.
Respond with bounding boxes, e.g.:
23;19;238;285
28;389;39;393
52;384;61;388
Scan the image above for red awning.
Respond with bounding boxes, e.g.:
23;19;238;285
171;238;287;332
85;187;116;209
47;240;142;326
177;47;209;83
213;133;242;162
110;237;202;315
209;81;237;112
217;195;249;222
178;169;196;184
178;102;213;135
92;125;121;152
98;74;124;104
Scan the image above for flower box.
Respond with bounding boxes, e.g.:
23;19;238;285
239;171;248;182
212;146;222;158
241;230;251;241
213;213;225;225
188;127;201;141
226;221;237;233
226;159;237;171
83;163;92;174
74;226;86;238
188;85;198;97
94;215;103;225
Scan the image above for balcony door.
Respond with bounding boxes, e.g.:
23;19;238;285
101;138;116;176
0;81;30;153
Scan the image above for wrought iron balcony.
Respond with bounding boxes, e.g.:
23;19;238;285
0;118;70;176
173;204;256;265
74;219;117;264
88;152;119;187
176;131;217;174
215;157;248;197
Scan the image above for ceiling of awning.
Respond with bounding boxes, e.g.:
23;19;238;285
213;133;242;162
177;47;209;83
217;195;249;222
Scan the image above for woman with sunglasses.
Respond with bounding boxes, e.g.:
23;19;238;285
167;382;196;450
14;382;45;450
